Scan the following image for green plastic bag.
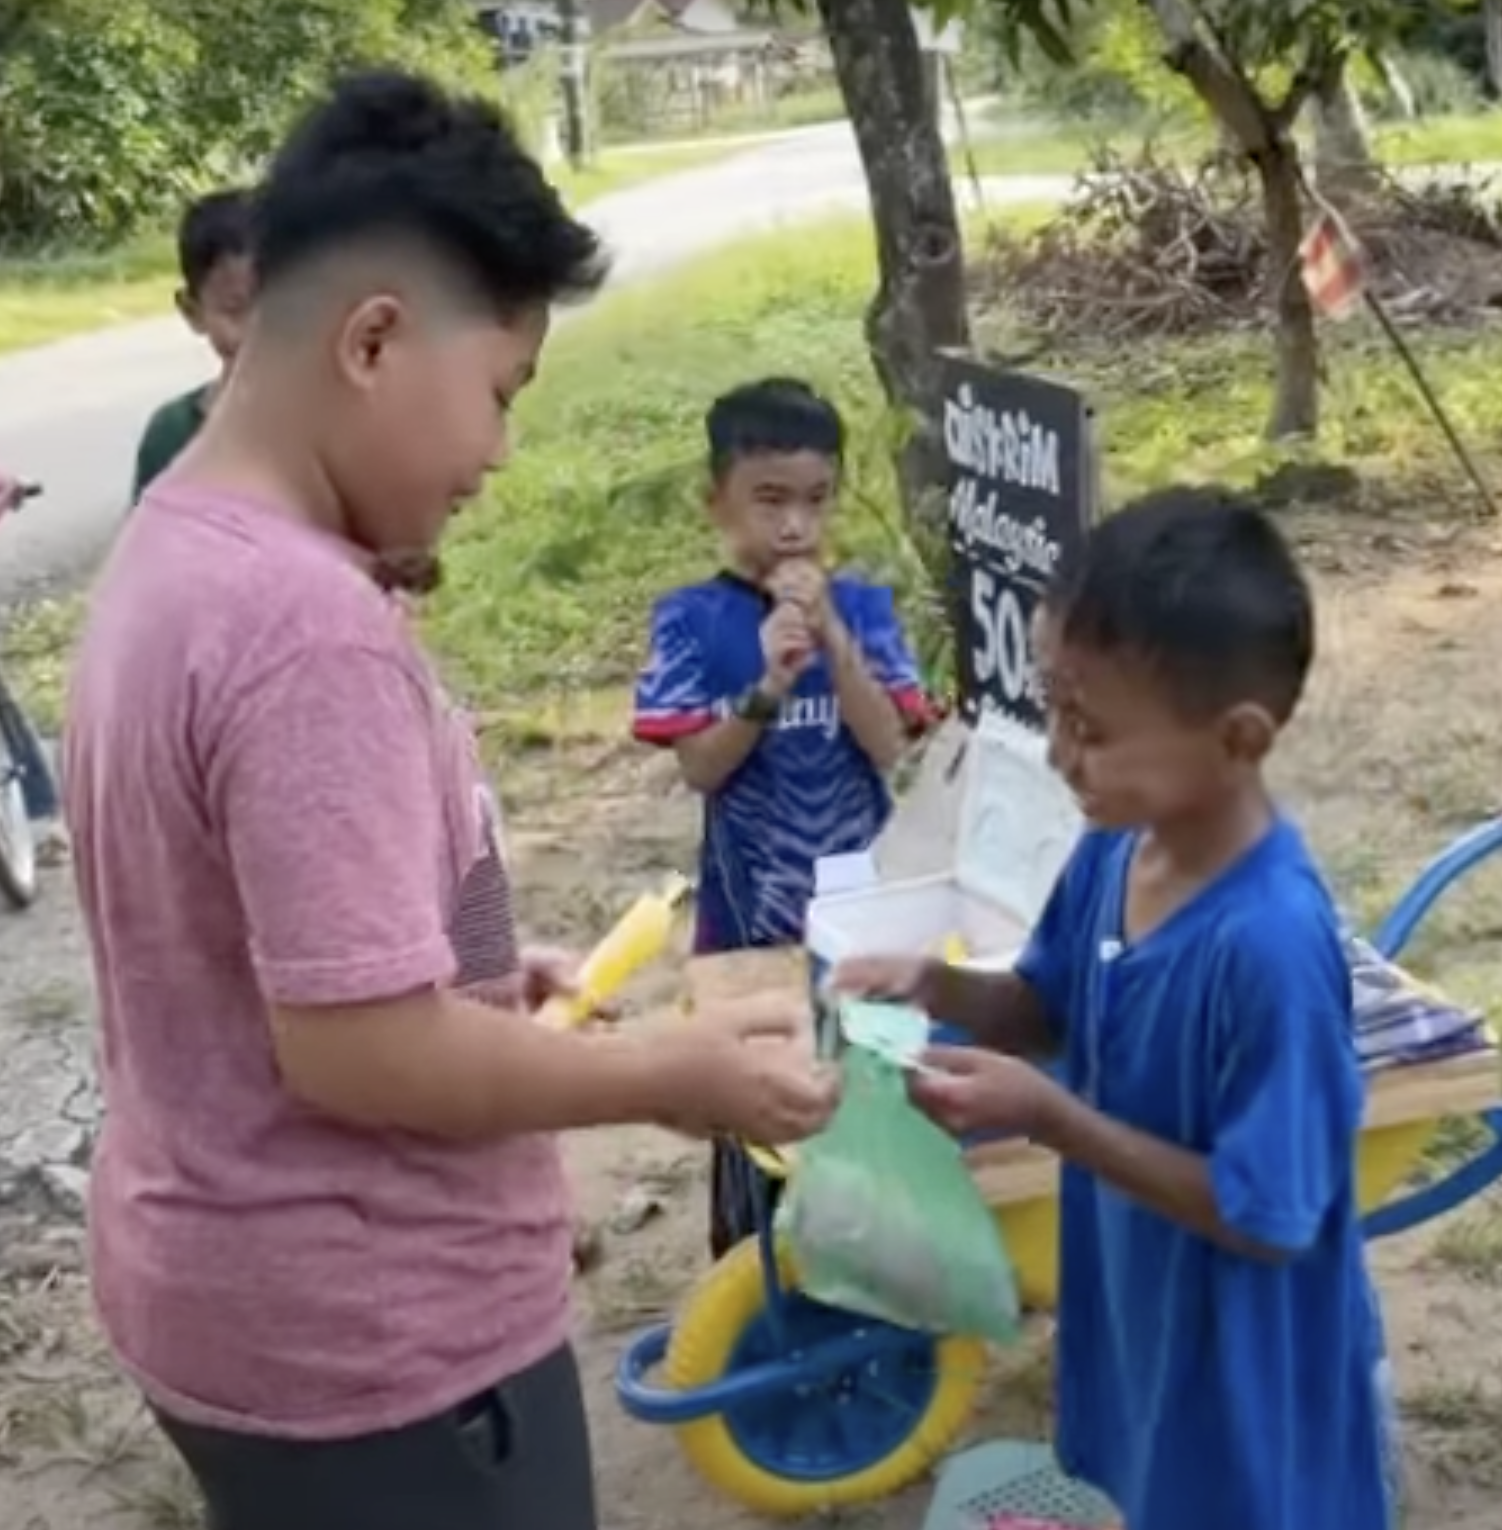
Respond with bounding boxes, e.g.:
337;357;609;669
778;1043;1021;1344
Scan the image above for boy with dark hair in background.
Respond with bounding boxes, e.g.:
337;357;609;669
840;489;1394;1530
131;187;256;499
634;376;931;1256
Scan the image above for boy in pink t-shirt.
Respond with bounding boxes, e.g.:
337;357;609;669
63;69;837;1530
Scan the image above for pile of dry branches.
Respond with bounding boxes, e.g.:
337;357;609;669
976;150;1502;343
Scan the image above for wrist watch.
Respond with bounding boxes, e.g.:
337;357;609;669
732;683;782;725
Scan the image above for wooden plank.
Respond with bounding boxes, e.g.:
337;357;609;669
963;1050;1502;1207
965;1138;1060;1204
1364;1048;1500;1129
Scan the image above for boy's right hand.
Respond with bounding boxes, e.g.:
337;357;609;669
649;999;839;1144
759;602;814;695
831;955;944;1014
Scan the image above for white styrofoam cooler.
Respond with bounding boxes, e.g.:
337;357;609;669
806;710;1083;973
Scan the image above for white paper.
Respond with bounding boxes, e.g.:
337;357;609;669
955;711;1082;929
814;851;879;898
872;717;970;881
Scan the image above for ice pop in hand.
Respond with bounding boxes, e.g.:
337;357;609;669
538;873;692;1030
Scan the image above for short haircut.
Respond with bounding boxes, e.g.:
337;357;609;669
1044;486;1315;722
253;68;609;314
706;377;845;481
178;188;255;297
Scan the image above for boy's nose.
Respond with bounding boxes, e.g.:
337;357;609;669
777;508;814;542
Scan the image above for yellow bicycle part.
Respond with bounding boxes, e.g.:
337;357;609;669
663;1238;988;1517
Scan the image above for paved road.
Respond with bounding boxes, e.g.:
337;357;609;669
0;120;1070;605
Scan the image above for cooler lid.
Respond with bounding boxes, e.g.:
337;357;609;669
954;709;1082;928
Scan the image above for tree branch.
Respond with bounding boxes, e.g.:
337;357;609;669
1273;37;1346;132
1143;0;1272;155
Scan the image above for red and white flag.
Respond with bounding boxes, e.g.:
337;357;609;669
1300;211;1366;321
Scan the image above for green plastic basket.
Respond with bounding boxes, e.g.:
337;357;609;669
923;1442;1119;1530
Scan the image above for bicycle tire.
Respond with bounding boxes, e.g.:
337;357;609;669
0;678;40;909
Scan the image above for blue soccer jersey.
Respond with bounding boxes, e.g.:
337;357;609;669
633;571;927;953
1016;821;1391;1530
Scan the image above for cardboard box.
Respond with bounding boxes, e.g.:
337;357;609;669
684;947;810;1012
806;710;1082;974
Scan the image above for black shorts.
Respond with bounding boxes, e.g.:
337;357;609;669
155;1344;596;1530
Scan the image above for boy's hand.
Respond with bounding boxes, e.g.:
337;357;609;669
520;945;583;1011
520;945;620;1022
650;998;840;1144
831;954;944;1013
767;558;832;639
759;602;814;695
909;1047;1062;1139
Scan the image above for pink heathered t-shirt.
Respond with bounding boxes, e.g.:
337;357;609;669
63;484;572;1441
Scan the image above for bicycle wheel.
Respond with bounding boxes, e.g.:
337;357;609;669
0;681;40;909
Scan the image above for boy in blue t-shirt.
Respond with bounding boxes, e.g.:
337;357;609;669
633;377;930;1256
837;490;1394;1530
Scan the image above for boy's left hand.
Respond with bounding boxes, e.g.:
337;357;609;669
519;945;618;1022
909;1047;1064;1139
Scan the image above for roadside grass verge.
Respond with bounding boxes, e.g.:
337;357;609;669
0;142;733;357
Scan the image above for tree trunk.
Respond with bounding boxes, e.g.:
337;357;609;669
1486;0;1502;102
558;0;589;168
1310;56;1379;201
1141;0;1321;439
814;0;969;544
1254;138;1320;439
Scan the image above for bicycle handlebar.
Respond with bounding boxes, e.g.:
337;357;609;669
3;481;41;514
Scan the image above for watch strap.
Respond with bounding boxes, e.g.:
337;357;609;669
732;684;782;724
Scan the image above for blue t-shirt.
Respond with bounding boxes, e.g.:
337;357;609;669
1017;821;1389;1530
633;571;924;952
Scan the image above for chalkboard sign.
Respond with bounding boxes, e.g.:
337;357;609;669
939;356;1095;731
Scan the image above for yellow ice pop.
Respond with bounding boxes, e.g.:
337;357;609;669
942;933;969;965
539;873;692;1030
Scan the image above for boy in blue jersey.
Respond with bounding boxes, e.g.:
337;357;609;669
633;377;930;1256
837;490;1394;1530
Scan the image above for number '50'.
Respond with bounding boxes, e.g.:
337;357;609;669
969;567;1032;704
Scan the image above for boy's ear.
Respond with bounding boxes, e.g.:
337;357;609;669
1220;701;1277;766
174;288;198;327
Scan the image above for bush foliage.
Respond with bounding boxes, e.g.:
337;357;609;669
0;0;548;249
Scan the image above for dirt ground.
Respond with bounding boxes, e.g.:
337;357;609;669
4;499;1502;1529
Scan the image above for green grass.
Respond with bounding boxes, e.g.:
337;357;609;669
0;596;85;735
958;118;1200;179
959;106;1502;182
1375;109;1502;167
0;142;729;358
702;83;847;137
553;140;737;203
424;207;1502;714
601;83;847;146
425;217;909;704
0;234;180;356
